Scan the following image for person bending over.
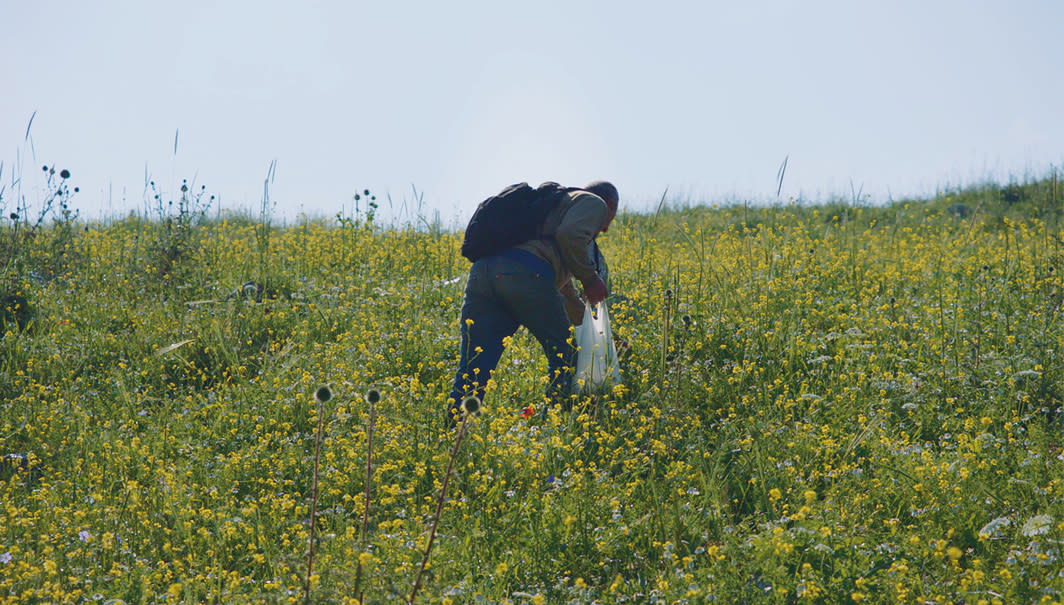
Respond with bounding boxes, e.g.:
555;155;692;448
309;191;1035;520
446;180;619;423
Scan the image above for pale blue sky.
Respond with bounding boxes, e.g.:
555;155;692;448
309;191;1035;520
2;1;1062;224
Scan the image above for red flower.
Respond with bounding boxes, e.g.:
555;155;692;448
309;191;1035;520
520;406;535;419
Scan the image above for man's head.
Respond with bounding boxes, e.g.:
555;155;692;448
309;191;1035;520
583;180;618;233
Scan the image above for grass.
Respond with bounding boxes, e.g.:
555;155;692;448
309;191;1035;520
2;173;1064;603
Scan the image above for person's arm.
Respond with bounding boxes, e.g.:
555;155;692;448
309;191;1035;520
554;193;607;282
554;192;609;303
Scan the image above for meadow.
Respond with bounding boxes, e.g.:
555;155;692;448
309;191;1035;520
2;174;1064;604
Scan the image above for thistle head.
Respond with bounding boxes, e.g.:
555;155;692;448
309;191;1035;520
461;396;481;416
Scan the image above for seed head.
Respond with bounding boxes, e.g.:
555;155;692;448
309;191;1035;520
461;396;481;416
60;169;70;179
365;389;381;404
314;386;332;403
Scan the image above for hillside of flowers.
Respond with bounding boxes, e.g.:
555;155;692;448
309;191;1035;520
2;176;1063;604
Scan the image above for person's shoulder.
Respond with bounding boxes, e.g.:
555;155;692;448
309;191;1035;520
566;189;607;209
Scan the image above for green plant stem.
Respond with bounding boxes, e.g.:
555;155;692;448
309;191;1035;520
353;401;375;601
303;399;326;604
409;416;470;604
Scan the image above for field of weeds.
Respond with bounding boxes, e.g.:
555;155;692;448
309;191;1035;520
2;176;1064;604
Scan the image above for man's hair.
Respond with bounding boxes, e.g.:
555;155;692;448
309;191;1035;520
583;181;619;213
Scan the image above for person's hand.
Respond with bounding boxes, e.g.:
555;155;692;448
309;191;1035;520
581;276;608;306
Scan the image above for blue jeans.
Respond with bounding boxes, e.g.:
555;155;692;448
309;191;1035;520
447;250;576;422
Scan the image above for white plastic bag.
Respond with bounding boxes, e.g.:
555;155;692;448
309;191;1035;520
573;303;622;394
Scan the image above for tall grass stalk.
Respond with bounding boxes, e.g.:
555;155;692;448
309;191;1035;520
409;397;477;604
303;386;331;604
661;288;673;383
256;160;277;287
352;389;379;602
